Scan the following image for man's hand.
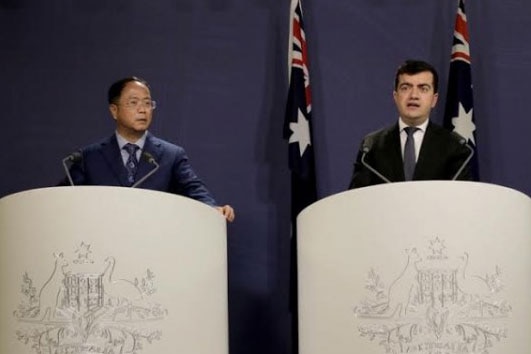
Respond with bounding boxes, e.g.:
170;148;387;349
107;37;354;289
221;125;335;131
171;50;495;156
216;205;235;222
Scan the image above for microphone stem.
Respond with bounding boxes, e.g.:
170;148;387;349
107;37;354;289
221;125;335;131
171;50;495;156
452;143;475;180
62;157;75;187
361;150;392;184
131;162;160;188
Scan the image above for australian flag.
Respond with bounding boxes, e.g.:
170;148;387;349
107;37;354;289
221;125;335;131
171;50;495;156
283;0;317;352
443;0;480;180
283;0;317;223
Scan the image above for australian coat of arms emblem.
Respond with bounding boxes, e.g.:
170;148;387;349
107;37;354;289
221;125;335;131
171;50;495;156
13;242;168;354
354;237;511;354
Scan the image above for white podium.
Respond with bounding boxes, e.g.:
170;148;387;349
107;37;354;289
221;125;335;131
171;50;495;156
0;187;228;354
297;182;531;354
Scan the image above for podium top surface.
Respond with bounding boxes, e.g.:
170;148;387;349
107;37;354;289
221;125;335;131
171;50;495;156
301;181;530;218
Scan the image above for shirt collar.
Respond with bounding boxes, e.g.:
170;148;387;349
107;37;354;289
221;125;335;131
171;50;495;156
115;131;148;150
398;118;429;133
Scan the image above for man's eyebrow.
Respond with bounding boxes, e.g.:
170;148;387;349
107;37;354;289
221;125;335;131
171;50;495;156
401;83;432;88
125;95;150;100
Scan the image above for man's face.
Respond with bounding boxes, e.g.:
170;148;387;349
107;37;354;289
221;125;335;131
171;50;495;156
393;71;438;126
109;81;154;140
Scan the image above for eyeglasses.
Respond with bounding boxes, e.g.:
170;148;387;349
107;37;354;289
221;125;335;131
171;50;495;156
118;99;157;110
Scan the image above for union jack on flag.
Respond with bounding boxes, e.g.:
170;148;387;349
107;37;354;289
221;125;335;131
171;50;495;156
283;0;317;221
443;0;480;179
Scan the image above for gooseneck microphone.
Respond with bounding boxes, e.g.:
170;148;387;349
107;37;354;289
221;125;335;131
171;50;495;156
62;151;82;186
131;152;160;188
361;145;391;184
452;138;475;181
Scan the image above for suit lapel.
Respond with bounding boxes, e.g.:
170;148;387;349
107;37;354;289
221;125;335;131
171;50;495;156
384;124;406;182
414;122;439;179
136;133;163;181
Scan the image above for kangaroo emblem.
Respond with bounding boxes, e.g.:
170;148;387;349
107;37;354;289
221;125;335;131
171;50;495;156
37;252;69;321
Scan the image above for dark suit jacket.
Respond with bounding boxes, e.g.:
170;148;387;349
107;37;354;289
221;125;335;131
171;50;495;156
63;133;217;206
349;121;473;189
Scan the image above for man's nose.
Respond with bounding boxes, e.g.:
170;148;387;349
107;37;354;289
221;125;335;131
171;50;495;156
410;88;420;98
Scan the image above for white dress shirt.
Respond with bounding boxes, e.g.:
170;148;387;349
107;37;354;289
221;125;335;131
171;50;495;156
398;118;429;162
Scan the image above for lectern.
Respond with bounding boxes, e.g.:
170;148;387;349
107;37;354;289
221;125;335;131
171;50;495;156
297;182;531;354
0;186;228;354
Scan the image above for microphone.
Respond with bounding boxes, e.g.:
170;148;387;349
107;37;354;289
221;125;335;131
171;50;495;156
131;152;160;188
62;151;82;186
451;137;475;181
361;145;391;184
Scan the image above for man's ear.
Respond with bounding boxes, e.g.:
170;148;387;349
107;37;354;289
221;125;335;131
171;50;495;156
431;93;439;108
109;104;118;120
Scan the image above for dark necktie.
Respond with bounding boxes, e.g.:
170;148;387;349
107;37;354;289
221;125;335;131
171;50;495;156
123;143;140;186
403;127;418;181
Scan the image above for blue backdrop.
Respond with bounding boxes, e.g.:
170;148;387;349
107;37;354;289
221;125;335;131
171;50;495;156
1;1;529;353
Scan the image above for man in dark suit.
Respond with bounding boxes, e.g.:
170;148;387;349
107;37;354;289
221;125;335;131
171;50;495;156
349;60;473;189
63;76;235;222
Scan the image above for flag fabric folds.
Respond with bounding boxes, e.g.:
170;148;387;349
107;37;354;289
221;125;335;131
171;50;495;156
283;1;317;352
443;0;480;180
283;0;317;223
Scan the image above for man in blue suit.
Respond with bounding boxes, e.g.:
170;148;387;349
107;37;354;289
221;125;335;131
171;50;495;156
64;76;235;222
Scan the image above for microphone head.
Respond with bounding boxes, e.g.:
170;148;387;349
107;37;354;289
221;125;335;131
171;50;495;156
70;151;82;162
361;135;375;153
64;151;82;163
142;151;156;164
450;131;467;145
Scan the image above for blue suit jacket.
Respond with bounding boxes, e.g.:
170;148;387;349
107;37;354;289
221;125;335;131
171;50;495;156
64;133;217;206
349;121;473;189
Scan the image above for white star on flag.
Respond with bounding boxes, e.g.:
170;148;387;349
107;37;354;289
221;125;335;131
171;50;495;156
289;108;311;156
452;102;476;145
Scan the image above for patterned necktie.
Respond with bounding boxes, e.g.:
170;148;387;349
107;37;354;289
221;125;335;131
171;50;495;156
403;126;418;181
123;143;140;186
